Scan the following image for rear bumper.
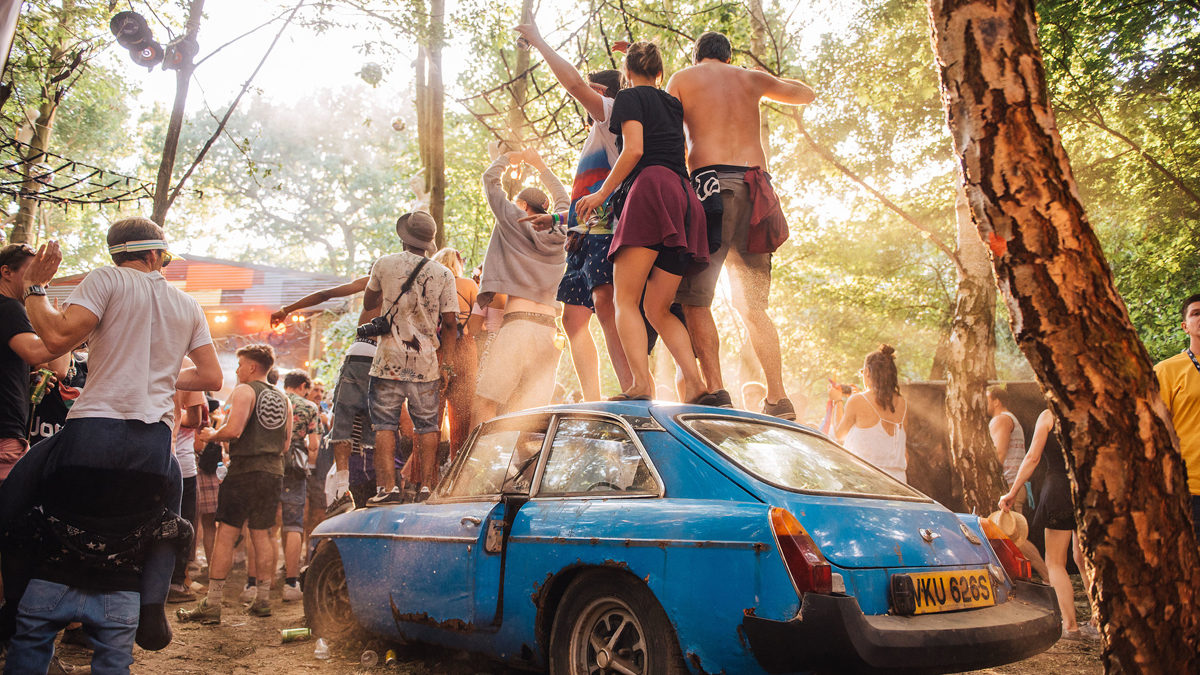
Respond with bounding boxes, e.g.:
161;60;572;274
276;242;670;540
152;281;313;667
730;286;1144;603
741;581;1060;675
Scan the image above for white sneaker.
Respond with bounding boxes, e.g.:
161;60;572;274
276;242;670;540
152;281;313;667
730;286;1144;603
240;584;257;603
282;581;302;602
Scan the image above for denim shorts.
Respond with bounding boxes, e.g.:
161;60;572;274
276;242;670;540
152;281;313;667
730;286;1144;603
280;472;306;533
369;377;440;435
330;356;376;446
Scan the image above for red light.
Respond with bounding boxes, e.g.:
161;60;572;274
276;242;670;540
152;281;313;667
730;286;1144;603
980;518;1033;581
770;507;832;595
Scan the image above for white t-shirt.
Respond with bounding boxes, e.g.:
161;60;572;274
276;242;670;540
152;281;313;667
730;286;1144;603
366;252;456;382
175;427;197;478
65;266;212;425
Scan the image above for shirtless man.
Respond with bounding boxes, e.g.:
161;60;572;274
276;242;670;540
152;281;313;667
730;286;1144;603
667;31;814;420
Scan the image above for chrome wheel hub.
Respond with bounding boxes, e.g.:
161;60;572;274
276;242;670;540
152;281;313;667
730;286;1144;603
570;598;648;675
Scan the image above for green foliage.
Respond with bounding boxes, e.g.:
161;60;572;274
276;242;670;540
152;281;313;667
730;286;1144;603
1038;0;1200;360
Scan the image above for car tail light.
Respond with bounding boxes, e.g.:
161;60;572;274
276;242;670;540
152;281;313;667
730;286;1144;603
979;517;1033;581
769;507;832;595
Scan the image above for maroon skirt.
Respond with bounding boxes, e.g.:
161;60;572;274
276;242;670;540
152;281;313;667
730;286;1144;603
609;166;709;276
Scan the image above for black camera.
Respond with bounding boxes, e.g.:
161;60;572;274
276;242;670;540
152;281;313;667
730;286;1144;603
357;316;391;339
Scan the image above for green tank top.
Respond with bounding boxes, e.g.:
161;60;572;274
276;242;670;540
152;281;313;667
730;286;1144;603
227;380;289;477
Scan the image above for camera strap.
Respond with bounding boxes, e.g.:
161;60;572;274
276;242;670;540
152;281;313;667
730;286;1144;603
381;256;432;323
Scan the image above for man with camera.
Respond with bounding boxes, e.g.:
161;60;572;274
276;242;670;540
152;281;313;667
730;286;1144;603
361;212;458;506
472;144;570;427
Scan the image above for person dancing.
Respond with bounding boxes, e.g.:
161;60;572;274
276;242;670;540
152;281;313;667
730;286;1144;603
575;41;712;404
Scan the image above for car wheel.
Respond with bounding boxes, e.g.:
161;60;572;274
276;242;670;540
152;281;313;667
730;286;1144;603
303;542;365;640
549;571;686;675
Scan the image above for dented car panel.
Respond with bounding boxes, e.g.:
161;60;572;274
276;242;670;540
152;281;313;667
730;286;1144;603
309;401;1059;675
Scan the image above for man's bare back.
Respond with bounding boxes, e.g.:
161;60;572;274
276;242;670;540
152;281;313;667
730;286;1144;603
666;60;814;171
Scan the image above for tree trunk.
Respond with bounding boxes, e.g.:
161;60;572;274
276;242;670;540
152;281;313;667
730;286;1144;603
502;0;535;198
11;100;57;245
928;0;1200;670
943;179;1002;513
428;0;446;248
151;0;205;227
10;0;73;245
748;0;770;165
414;43;429;183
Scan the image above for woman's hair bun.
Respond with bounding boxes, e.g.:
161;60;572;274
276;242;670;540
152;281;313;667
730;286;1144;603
879;343;895;357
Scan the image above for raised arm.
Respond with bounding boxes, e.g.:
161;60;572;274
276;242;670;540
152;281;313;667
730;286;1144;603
482;151;521;219
21;243;98;355
271;277;370;326
751;70;815;106
525;149;571;214
515;21;607;122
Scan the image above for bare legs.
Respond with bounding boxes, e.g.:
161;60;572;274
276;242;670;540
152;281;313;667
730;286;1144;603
613;247;705;402
681;305;723;393
1045;528;1080;631
563;303;601;401
1017;539;1050;582
209;524;272;593
592;285;632;392
374;430;397;492
562;285;634;401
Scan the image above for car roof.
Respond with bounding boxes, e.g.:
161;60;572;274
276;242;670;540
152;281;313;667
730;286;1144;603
495;400;823;435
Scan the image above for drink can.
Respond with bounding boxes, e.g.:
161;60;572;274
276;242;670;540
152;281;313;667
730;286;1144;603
280;627;312;643
361;649;379;666
516;35;531;51
30;369;53;405
385;649;398;666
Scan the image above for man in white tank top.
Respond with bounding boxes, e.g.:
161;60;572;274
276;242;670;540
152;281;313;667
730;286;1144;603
987;386;1028;500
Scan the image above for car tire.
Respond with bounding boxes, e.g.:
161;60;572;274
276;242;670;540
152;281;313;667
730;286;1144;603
549;571;687;675
303;542;366;640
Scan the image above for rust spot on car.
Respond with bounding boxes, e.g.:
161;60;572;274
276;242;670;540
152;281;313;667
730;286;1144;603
743;607;756;617
530;571;555;607
393;611;475;634
753;542;768;553
644;574;650;583
601;559;630;569
687;652;710;675
894;544;904;565
590;537;600;545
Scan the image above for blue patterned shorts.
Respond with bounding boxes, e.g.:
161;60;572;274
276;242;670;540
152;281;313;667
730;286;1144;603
557;233;615;310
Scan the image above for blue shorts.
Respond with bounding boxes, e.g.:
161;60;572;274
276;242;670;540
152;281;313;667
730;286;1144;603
280;472;306;533
557;233;615;310
369;377;440;436
330;355;375;447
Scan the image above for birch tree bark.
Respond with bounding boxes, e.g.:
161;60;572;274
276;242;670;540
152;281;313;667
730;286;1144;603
944;179;1003;513
928;0;1200;669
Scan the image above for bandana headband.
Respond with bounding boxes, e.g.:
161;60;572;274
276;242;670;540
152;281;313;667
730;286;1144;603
107;239;182;261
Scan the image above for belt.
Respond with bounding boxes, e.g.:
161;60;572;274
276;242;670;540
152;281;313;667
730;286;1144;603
502;312;556;328
345;355;373;364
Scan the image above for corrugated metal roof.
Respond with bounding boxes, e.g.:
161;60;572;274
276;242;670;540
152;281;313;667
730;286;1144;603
47;256;355;313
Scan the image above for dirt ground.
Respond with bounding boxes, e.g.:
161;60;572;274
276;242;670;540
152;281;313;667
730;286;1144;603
42;568;1102;675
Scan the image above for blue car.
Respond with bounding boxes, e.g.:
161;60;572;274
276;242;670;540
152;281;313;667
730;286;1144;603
304;402;1060;675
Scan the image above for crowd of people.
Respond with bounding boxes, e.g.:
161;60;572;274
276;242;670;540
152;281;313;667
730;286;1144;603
0;19;1197;675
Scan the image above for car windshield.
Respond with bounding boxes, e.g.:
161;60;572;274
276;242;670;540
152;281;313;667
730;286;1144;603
684;418;924;498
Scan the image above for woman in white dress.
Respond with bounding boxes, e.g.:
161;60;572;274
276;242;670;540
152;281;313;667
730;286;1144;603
833;344;908;483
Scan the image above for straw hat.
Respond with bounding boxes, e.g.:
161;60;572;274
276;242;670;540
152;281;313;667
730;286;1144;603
987;510;1029;547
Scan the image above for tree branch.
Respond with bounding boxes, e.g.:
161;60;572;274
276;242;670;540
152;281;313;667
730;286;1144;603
780;108;964;273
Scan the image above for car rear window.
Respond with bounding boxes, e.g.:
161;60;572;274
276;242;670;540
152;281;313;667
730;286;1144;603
683;418;925;498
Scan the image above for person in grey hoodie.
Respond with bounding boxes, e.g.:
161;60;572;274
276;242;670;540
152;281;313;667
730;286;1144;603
473;145;570;425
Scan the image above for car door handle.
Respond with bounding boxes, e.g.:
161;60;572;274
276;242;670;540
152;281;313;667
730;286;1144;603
461;516;482;526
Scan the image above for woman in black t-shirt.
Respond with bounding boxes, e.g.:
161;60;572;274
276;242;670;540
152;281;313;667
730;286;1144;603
575;42;711;403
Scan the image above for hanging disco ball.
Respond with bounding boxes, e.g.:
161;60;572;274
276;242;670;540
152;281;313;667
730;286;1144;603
357;62;384;87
